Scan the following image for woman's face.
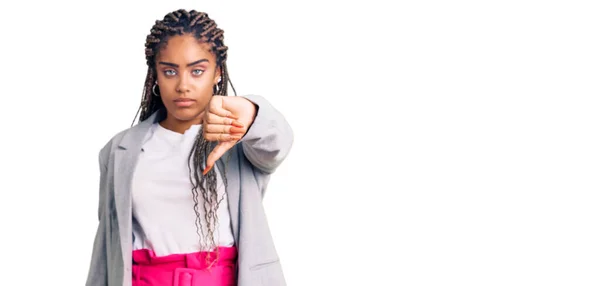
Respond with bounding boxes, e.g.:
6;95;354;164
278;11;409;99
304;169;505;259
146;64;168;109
155;34;220;124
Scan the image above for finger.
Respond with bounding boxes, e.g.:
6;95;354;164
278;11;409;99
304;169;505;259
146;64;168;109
209;100;238;119
204;124;246;134
203;132;243;142
203;141;236;175
206;113;244;128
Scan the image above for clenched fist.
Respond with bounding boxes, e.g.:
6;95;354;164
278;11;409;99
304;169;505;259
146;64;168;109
200;96;257;175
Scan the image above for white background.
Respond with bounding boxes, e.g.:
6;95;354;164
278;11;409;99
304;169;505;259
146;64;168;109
0;0;599;285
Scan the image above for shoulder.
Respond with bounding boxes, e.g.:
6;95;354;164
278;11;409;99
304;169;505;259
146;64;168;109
98;110;162;165
97;127;131;165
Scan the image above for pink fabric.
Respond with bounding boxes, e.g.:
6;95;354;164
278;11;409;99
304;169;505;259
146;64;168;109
132;247;237;286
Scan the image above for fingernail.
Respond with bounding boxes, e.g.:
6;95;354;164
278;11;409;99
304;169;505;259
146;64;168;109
203;166;212;175
230;127;245;133
233;121;244;128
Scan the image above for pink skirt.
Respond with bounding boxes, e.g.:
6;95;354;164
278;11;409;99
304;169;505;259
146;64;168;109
132;247;237;286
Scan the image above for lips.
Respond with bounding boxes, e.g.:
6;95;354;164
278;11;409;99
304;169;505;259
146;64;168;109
174;98;196;107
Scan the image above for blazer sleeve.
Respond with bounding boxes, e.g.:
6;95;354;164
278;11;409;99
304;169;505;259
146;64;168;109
85;149;109;286
238;94;294;174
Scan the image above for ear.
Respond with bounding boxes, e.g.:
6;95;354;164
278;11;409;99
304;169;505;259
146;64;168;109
213;66;221;85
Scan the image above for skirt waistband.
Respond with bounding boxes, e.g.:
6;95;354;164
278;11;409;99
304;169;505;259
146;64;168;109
132;247;237;286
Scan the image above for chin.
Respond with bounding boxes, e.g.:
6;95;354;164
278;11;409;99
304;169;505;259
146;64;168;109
169;108;203;122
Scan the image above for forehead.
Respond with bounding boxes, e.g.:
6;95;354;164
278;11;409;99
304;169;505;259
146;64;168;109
156;34;215;64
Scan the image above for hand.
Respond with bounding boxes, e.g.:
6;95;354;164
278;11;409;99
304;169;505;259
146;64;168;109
201;96;257;175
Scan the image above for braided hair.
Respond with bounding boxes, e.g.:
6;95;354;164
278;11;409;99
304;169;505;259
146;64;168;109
132;9;236;265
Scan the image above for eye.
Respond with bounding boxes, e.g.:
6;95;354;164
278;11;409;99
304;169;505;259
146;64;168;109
163;69;177;76
192;69;204;76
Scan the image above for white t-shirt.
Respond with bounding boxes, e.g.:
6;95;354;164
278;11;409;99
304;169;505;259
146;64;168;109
131;122;234;256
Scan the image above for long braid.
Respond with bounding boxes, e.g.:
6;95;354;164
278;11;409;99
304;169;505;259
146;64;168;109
133;9;235;266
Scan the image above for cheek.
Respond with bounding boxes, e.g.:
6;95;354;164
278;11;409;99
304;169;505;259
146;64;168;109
199;73;216;86
157;81;176;97
193;76;216;94
184;79;214;110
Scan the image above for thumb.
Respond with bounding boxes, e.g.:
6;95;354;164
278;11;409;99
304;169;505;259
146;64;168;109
203;141;235;175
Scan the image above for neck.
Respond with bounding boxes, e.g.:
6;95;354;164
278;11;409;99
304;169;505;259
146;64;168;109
159;115;201;134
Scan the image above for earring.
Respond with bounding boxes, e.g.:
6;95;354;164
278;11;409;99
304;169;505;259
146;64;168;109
152;82;159;96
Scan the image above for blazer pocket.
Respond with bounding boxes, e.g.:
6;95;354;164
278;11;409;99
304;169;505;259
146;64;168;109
249;258;280;271
249;259;286;286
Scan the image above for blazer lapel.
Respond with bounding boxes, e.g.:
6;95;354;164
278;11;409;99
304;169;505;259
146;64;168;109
114;111;159;263
219;148;240;245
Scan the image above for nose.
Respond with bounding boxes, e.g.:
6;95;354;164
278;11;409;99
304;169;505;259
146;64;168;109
176;73;191;93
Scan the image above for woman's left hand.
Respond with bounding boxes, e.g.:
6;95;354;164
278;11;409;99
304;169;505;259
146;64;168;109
200;96;257;175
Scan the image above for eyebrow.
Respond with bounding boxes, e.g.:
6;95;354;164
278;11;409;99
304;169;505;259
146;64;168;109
158;59;209;68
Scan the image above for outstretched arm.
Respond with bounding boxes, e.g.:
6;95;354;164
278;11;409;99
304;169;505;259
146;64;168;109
201;94;294;175
238;94;294;174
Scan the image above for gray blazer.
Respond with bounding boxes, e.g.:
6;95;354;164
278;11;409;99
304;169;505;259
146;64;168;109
85;94;294;286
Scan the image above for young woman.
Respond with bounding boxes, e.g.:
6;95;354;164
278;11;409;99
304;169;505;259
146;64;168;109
85;9;293;286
